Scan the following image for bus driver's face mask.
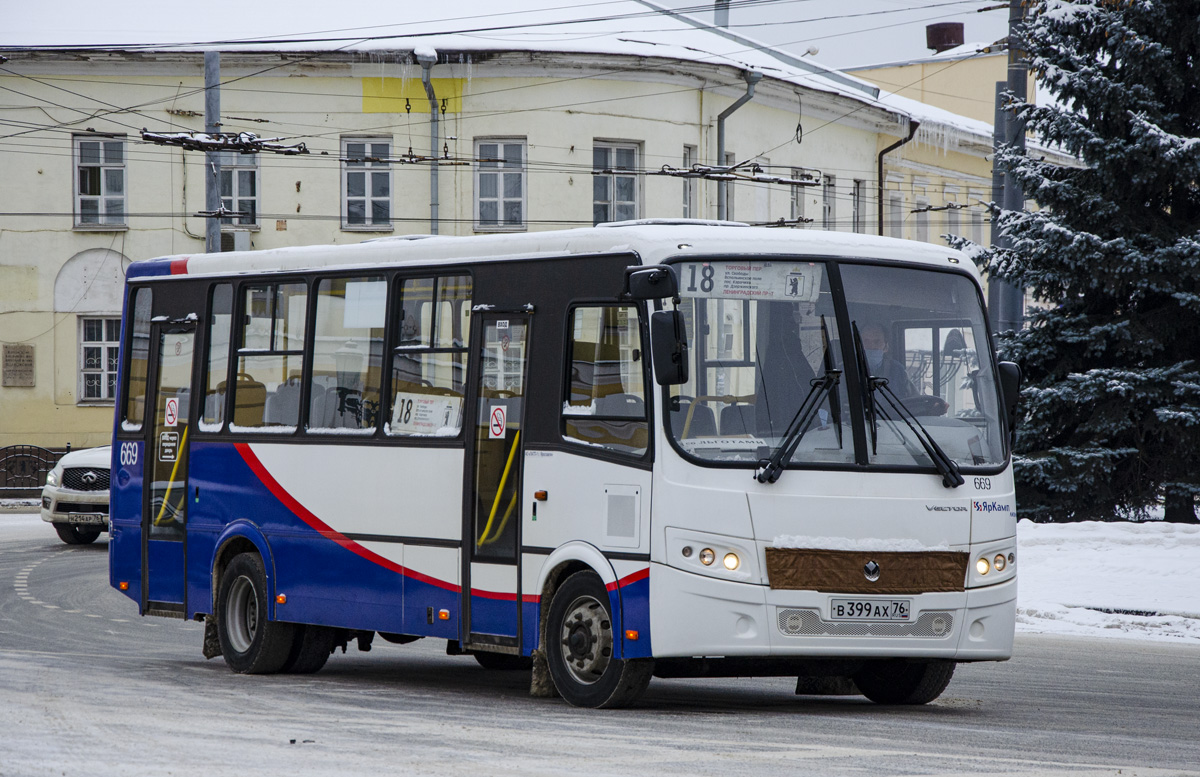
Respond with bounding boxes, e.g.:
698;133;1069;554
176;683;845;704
865;349;885;372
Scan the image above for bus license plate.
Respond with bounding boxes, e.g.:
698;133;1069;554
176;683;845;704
69;513;106;525
830;599;911;621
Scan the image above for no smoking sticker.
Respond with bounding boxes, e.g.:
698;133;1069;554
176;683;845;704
489;405;507;440
164;397;179;427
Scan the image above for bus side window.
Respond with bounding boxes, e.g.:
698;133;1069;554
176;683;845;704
233;282;308;430
121;286;153;431
562;305;648;456
309;276;386;433
387;274;472;437
200;283;233;432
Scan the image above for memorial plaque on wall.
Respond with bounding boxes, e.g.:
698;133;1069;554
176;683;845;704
2;344;35;387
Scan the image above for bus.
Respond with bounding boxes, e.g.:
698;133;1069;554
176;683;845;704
109;221;1021;708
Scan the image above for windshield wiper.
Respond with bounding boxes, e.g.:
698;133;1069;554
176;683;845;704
850;321;964;489
850;322;879;454
820;315;843;450
755;368;841;484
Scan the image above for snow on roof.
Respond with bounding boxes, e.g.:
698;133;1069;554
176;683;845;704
846;41;1004;71
3;0;1025;152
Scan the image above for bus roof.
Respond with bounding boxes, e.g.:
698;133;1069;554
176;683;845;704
126;222;979;282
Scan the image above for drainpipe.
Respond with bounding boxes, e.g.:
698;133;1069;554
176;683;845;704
417;51;439;235
877;119;920;236
717;69;762;221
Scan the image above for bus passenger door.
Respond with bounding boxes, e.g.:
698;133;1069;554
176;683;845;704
462;313;530;652
141;323;195;617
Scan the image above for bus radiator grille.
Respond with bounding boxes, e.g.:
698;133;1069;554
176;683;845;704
776;609;955;638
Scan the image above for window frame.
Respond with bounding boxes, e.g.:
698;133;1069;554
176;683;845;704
592;141;641;226
682;145;698;219
474;138;527;232
219;151;260;229
822;174;837;230
341;137;393;231
230;278;311;433
78;316;122;405
560;300;652;461
74;135;126;229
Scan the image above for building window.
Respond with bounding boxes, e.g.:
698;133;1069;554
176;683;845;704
822;175;836;230
80;317;121;403
682;145;698;218
914;185;929;242
475;139;526;230
852;179;866;233
887;188;904;238
220;152;258;227
593;143;638;225
75;136;125;227
342;138;391;229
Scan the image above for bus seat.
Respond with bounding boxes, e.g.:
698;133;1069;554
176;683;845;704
720;403;756;436
308;385;335;428
264;377;302;426
202;389;224;423
670;399;717;438
594;393;644;418
225;374;266;428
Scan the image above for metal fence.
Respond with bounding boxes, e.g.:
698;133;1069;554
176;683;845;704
0;445;70;497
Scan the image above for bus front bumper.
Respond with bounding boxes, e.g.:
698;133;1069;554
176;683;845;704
648;562;1015;661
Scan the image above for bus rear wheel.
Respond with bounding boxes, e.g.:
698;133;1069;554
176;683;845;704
546;571;653;708
853;659;956;705
282;624;336;674
217;553;296;674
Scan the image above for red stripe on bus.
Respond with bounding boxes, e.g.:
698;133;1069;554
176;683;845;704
170;257;189;275
606;567;649;592
234;443;459;593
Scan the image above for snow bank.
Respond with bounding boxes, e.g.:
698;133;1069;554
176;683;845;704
1016;518;1200;643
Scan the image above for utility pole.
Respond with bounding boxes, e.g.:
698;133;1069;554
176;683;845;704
204;52;221;254
989;0;1027;333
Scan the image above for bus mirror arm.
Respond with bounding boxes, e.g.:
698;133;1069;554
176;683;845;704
650;309;689;386
624;266;679;300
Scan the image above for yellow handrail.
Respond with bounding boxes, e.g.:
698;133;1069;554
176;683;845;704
153;424;188;527
476;429;520;547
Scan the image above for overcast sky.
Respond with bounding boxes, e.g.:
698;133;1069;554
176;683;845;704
662;0;1011;70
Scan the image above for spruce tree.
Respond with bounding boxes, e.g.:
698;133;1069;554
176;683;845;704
983;0;1200;522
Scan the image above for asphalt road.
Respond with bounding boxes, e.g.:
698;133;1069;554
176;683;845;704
2;510;1198;777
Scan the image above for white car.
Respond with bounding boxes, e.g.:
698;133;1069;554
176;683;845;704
41;445;111;545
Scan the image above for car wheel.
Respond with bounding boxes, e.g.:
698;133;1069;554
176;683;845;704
54;523;101;545
853;659;956;705
473;651;533;671
216;553;296;674
281;624;336;674
545;571;653;708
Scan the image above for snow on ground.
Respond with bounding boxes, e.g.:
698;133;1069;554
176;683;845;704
3;501;1197;643
1015;518;1200;643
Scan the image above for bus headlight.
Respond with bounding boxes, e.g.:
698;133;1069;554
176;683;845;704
699;548;715;566
976;557;990;576
723;552;740;571
993;554;1007;572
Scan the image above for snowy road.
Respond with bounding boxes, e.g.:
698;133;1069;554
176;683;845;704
2;510;1199;776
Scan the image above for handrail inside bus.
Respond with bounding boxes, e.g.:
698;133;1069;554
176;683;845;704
153;425;188;526
477;430;520;547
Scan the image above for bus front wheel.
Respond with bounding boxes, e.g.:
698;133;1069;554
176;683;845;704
217;553;296;674
546;571;653;708
853;659;956;705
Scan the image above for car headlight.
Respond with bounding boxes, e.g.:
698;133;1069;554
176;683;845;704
45;470;59;488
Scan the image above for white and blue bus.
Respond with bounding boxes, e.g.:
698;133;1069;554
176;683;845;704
109;222;1021;708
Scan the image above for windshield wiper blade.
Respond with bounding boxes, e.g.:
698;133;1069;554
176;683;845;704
755;369;841;484
850;322;879;453
820;315;843;449
873;380;965;489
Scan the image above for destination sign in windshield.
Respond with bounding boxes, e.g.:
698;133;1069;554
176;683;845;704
677;261;824;303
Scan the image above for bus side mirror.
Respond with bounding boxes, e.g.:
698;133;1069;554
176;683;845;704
998;361;1022;439
625;266;678;300
651;310;689;386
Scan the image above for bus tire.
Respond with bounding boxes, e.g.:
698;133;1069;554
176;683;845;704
282;624;336;674
54;523;101;545
216;553;296;674
853;659;956;705
546;571;653;708
473;651;533;671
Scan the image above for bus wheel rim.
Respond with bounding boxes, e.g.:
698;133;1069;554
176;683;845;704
227;575;257;654
558;594;613;686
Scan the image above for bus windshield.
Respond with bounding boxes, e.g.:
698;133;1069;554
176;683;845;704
666;258;1005;472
